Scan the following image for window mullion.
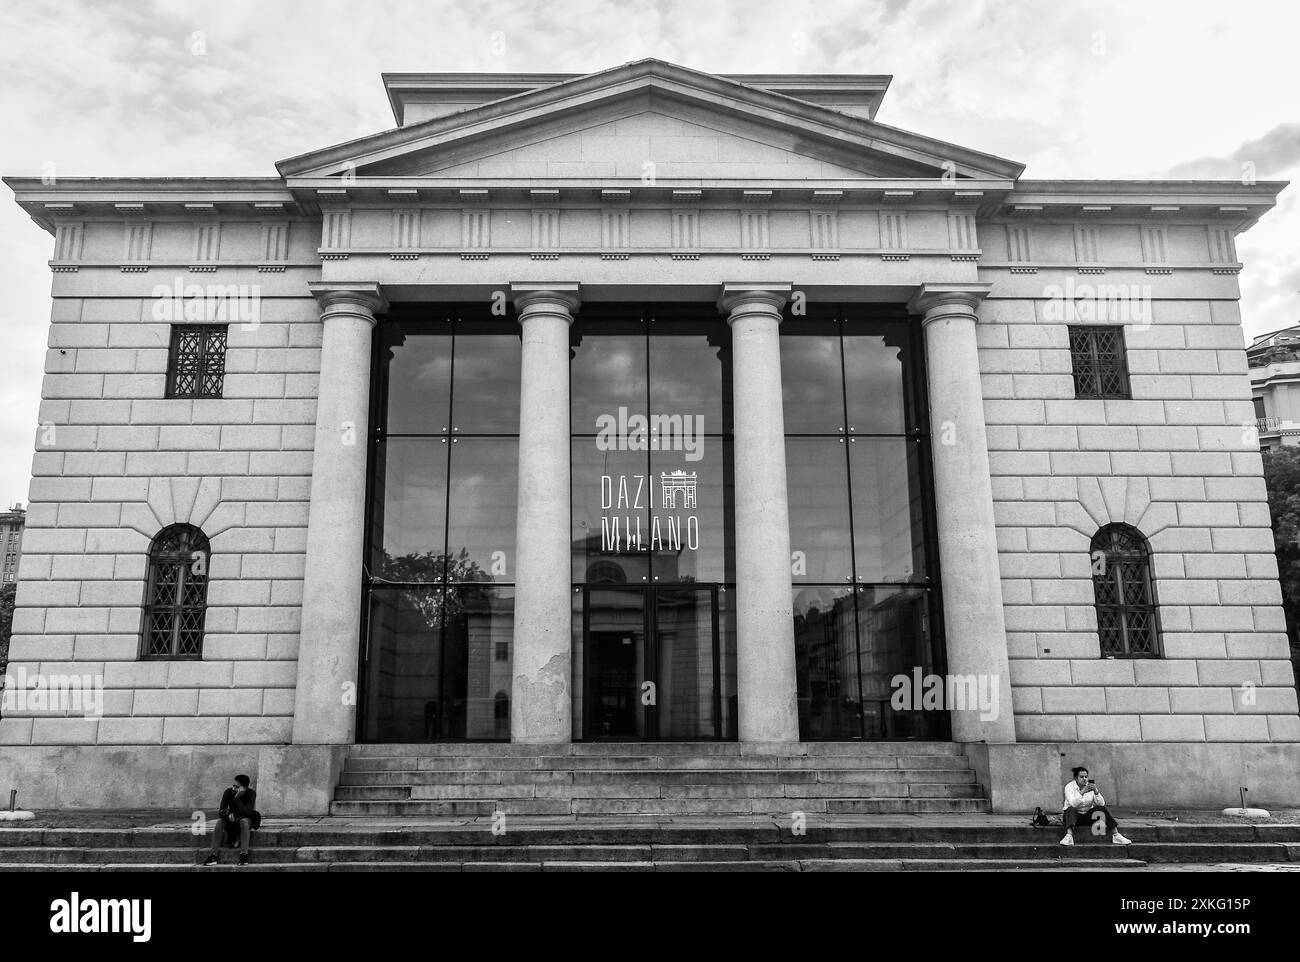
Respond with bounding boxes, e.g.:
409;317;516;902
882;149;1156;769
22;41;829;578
167;560;181;656
1117;330;1129;396
1090;333;1103;397
195;331;207;397
201;328;214;398
1114;564;1129;655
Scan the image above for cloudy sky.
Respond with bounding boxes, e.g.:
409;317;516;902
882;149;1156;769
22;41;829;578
0;0;1296;508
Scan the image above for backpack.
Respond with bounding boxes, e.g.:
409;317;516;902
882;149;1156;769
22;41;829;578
1030;807;1059;828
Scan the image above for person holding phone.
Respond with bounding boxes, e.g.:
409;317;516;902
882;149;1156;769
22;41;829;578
1060;766;1131;846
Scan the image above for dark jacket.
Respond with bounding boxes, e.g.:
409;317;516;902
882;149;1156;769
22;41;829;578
219;787;262;831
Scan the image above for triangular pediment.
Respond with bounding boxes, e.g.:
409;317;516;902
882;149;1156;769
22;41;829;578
359;104;929;180
278;60;1024;183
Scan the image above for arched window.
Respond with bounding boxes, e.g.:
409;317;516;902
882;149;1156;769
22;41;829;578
1090;524;1161;657
142;524;211;659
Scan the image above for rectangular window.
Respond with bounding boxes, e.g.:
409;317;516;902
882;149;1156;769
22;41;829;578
166;325;227;398
1069;326;1130;399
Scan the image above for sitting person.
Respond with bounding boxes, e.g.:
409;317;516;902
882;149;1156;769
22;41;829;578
1060;766;1131;845
203;774;261;865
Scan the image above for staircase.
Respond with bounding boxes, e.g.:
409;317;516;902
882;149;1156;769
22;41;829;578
5;744;1296;870
2;820;1298;871
329;742;990;817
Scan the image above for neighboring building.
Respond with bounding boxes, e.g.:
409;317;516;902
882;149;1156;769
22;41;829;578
1;60;1297;813
1249;325;1300;450
0;504;23;586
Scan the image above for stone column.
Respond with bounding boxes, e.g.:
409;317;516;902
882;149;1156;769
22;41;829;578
718;283;800;744
510;283;580;743
291;282;387;745
909;283;1016;743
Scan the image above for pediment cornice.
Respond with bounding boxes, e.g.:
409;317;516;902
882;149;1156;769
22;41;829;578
276;59;1026;183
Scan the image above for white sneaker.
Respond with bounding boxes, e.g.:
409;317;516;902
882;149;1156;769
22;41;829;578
1059;833;1074;846
1111;831;1132;845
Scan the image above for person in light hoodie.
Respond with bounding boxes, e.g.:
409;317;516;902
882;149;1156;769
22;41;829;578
1060;766;1132;846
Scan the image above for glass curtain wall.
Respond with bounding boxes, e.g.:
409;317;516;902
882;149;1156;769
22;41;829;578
569;306;738;740
782;307;948;740
360;307;520;742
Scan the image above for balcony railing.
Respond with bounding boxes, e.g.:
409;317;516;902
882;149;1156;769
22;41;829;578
1256;416;1300;435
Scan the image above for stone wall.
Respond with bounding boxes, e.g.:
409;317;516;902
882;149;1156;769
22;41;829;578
978;218;1300;747
0;214;321;749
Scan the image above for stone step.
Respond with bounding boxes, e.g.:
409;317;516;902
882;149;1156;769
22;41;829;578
343;754;976;773
795;858;1153;872
335;764;977;780
0;840;1292;866
326;799;566;816
0;857;1161;872
335;782;986;801
823;799;990;814
338;769;978;789
0;846;306;864
326;797;992;816
9;823;1294;849
335;769;977;785
344;742;964;758
0;863;336;872
786;841;1299;862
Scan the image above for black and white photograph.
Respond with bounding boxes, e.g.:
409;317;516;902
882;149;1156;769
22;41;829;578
0;0;1295;944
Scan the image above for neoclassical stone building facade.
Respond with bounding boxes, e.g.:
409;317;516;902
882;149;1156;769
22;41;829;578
2;61;1296;813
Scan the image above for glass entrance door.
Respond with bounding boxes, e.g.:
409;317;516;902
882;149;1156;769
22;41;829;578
586;587;645;738
583;585;732;740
